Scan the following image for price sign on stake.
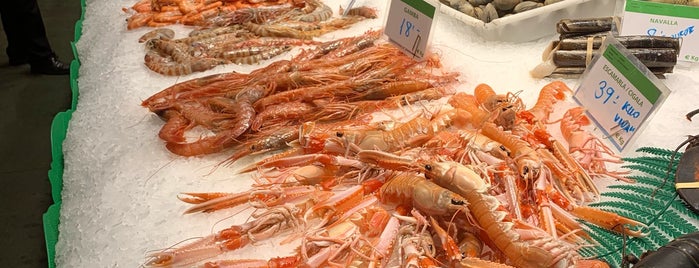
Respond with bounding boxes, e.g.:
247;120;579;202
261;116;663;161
574;35;670;152
621;0;699;63
384;0;438;60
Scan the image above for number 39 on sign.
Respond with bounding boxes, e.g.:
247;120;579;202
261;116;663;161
384;0;438;60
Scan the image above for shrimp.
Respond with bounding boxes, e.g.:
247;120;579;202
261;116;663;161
157;110;191;143
481;122;541;180
526;81;572;123
142;72;247;111
124;0;153;13
419;160;580;268
126;12;154;30
244;22;317;39
474;83;524;129
378;172;470;217
224;125;299;165
340;6;378;18
144;50;224;76
311;87;447;122
358;80;433;100
144;205;302;267
138;28;175;43
250;101;314;131
296;0;332;22
559;107;631;182
146;39;191;63
228;45;292;65
178;185;319;214
151;10;183;23
448;92;491;127
165;98;254;156
202;255;301;268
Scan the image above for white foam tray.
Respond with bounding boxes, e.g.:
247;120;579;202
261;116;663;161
439;0;617;42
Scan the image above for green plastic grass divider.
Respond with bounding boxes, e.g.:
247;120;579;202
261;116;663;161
44;0;85;266
70;60;80;110
43;203;61;268
48;111;72;204
49;111;72;169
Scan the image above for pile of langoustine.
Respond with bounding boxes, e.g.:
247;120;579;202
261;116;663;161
141;32;646;268
133;0;379;75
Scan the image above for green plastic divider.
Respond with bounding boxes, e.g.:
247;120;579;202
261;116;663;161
45;0;85;265
70;41;79;66
74;19;83;44
43;203;61;268
50;111;72;169
48;164;63;204
70;60;80;110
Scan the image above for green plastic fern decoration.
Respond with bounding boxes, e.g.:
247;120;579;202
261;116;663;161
578;147;699;267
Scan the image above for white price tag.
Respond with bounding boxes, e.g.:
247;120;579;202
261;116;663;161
384;0;438;60
574;36;670;152
621;0;699;63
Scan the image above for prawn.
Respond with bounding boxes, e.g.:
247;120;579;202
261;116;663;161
525;81;572;123
559;107;631;182
378;172;470;217
296;0;332;22
144;50;224;76
420;160;580;268
139;28;175;43
481;122;542;180
165;98;255;156
250;101;314;131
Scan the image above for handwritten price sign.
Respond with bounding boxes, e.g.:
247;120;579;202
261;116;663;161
621;0;699;63
574;36;670;152
384;0;438;60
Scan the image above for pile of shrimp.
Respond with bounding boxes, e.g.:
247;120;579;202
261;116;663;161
124;0;296;29
141;36;646;266
142;30;459;158
136;1;379;75
124;0;375;29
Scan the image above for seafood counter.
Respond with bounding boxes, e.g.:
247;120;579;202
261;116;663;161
56;0;699;267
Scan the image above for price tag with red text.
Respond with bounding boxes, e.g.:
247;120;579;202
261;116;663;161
573;35;671;152
384;0;438;60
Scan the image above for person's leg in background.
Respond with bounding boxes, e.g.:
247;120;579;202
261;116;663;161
0;0;69;75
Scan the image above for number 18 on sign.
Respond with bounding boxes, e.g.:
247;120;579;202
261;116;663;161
574;36;670;152
384;0;437;60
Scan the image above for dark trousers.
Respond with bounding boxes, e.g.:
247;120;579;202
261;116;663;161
0;0;53;62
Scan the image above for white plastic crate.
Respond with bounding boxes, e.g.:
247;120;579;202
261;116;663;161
439;0;618;42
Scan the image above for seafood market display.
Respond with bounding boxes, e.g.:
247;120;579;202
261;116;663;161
440;0;567;23
137;1;378;75
142;46;645;266
55;0;699;267
531;17;681;78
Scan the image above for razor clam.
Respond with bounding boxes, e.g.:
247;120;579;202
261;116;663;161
555;36;681;51
556;17;614;36
553;48;678;68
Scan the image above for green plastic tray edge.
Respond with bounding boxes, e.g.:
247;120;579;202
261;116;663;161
44;0;84;266
43;203;61;268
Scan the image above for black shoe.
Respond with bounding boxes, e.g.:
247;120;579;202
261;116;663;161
30;55;70;75
9;57;28;66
